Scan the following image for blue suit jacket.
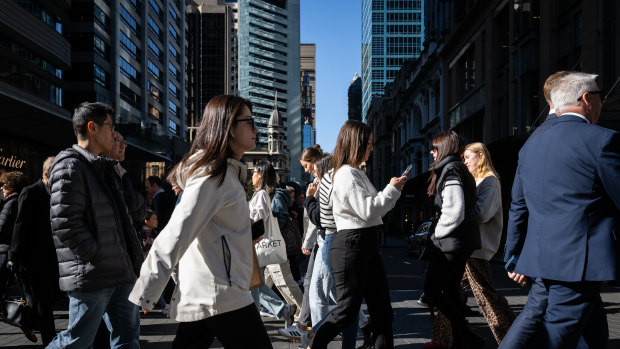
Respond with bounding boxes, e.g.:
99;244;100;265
505;114;620;282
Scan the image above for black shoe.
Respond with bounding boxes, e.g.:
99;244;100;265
357;322;373;349
417;294;435;316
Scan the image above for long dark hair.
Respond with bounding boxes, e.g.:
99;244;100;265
427;131;464;196
179;95;252;186
314;153;333;181
332;120;372;181
254;161;277;200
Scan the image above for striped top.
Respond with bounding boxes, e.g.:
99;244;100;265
319;169;337;233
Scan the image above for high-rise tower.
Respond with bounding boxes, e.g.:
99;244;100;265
362;0;425;120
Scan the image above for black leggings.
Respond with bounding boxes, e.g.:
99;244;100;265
172;303;272;349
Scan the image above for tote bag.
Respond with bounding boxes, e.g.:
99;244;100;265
254;214;287;267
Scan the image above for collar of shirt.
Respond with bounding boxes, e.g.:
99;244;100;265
153;188;165;198
548;108;556;115
561;112;590;124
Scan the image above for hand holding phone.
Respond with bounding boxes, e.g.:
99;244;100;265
402;164;413;177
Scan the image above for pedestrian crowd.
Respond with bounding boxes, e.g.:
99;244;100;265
0;70;618;349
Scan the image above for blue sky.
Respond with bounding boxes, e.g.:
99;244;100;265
300;0;361;153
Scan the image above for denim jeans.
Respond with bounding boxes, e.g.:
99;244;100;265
46;283;139;349
251;267;287;318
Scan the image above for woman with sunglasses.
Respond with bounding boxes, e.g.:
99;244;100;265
129;95;272;348
422;131;483;349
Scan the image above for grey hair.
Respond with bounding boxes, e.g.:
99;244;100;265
551;72;599;113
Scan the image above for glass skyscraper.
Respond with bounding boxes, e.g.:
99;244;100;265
362;0;425;120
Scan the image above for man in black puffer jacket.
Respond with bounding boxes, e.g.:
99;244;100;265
46;102;144;349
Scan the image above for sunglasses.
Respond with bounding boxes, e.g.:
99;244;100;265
233;118;256;128
577;90;606;103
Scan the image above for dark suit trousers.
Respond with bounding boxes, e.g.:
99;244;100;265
310;227;394;349
501;278;607;349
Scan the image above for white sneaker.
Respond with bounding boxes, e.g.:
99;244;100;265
278;324;302;340
260;306;276;318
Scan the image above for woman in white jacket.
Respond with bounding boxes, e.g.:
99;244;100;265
309;120;406;349
128;95;272;348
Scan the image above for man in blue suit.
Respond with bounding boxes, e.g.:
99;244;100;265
503;72;620;348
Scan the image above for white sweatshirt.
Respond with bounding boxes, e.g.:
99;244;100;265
332;165;401;230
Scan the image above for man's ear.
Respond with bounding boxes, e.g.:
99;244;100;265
87;121;97;135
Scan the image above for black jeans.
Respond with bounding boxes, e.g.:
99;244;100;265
423;245;470;343
172;303;272;349
310;227;394;349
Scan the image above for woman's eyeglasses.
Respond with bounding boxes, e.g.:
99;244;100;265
233;118;256;128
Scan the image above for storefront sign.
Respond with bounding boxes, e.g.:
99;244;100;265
0;148;27;169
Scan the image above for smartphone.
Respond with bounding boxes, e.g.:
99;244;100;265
402;164;413;177
505;255;519;272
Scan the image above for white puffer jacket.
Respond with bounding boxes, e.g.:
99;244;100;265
129;155;254;322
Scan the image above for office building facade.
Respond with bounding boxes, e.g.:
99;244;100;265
300;43;316;179
233;0;302;183
362;0;425;120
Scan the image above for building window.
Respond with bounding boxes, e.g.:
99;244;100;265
148;60;161;80
372;24;384;35
169;100;178;117
169;62;178;81
148;81;161;102
372;0;384;10
372;12;383;23
94;5;110;30
169;43;179;63
94;34;107;58
387;25;422;35
387;12;421;22
169;81;178;98
119;57;139;82
149;0;162;20
372;57;384;68
120;83;140;108
149;104;161;120
386;0;422;10
148;16;161;40
148;38;161;61
169;23;179;44
119;31;138;58
94;64;107;87
169;120;178;134
120;5;137;34
169;4;180;26
126;0;138;11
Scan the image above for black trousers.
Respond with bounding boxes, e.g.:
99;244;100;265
172;303;272;349
310;227;394;349
423;245;470;343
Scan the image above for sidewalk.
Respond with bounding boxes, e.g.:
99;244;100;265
2;287;620;348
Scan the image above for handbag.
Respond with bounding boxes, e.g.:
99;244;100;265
418;235;434;261
254;213;287;267
249;248;264;290
1;270;36;328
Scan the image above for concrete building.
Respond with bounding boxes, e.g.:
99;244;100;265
361;0;425;120
300;43;316;143
232;0;303;183
64;0;190;167
348;73;363;121
367;0;620;238
187;0;237;141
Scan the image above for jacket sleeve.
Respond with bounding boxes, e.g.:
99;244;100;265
337;169;401;222
129;174;227;309
8;189;31;263
434;178;465;239
303;196;323;229
598;132;620;211
301;209;317;250
473;176;502;224
271;194;290;229
121;174;146;225
49;160;98;262
505;163;528;262
249;191;270;223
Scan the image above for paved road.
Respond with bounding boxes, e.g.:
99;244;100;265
2;237;620;348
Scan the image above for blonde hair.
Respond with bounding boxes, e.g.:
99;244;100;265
465;142;499;181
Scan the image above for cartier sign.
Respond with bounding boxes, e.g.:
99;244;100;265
0;148;27;169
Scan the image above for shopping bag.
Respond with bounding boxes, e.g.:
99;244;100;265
249;248;264;290
254;214;287;267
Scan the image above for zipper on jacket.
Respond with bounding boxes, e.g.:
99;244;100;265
221;236;232;286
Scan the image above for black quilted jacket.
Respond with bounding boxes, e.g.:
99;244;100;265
49;145;144;292
0;192;19;246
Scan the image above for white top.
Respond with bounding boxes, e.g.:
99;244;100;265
332;165;400;230
434;179;465;239
470;175;503;260
249;190;276;229
129;156;254;322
